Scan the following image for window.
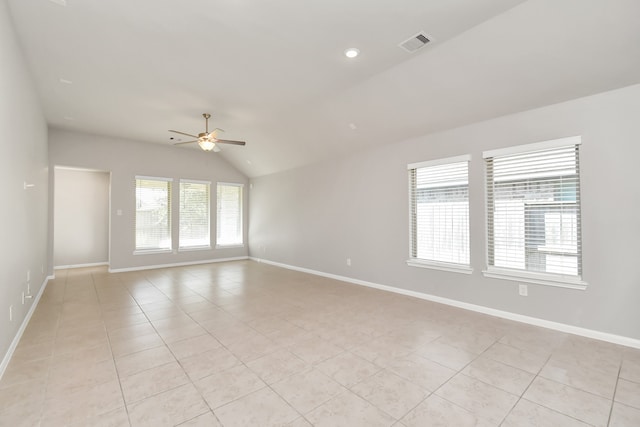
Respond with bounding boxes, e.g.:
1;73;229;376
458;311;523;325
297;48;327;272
179;180;210;249
216;183;243;247
484;136;585;288
135;177;172;252
407;155;471;273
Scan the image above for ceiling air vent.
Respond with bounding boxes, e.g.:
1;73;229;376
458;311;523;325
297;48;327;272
399;32;432;53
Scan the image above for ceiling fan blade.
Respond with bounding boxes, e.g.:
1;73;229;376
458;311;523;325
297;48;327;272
169;130;199;138
208;128;225;139
172;140;197;145
215;139;246;146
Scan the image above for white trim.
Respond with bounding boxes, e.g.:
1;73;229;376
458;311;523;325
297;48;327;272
483;135;581;159
216;244;245;249
179;178;211;185
108;171;113;271
108;256;249;273
483;268;587;290
0;275;53;381
135;175;173;182
406;259;473;275
133;249;172;255
249;257;640;350
408;154;471;170
55;165;109;173
178;246;212;252
54;261;108;270
217;182;244;188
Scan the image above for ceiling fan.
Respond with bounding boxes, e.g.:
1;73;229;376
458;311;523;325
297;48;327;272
169;113;246;152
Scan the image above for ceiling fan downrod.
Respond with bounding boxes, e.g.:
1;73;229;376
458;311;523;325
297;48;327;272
203;113;211;134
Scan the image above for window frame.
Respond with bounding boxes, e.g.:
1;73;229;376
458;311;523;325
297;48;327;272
406;154;473;275
178;179;211;251
134;175;173;254
482;136;587;290
216;182;244;248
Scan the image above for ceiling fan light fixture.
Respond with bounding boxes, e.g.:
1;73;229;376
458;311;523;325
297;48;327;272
198;139;216;151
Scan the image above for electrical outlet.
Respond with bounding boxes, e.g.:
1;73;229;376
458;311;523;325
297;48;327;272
518;284;528;297
346;258;351;267
9;305;13;322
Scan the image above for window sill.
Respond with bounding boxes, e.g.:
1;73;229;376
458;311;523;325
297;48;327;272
482;268;587;290
407;259;473;275
133;249;172;255
178;246;212;252
216;244;244;249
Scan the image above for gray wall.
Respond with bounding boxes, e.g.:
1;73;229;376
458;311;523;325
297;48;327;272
249;83;640;341
49;129;249;271
54;168;110;267
0;1;49;363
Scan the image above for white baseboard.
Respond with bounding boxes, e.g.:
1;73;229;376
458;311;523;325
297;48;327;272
250;257;640;350
0;275;52;381
108;256;249;273
54;261;109;270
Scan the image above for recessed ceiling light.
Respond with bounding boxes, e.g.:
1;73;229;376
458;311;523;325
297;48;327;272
59;78;72;84
344;48;360;59
349;123;357;130
246;160;252;165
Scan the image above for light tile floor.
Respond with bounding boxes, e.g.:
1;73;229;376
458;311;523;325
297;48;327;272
1;260;639;426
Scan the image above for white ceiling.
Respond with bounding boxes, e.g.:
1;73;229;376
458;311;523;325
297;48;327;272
7;0;640;177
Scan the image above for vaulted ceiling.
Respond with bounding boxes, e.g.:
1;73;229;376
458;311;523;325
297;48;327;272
7;0;640;177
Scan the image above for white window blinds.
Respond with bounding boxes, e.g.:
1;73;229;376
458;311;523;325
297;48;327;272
135;177;172;251
408;156;470;269
216;183;243;246
484;137;582;280
179;180;210;248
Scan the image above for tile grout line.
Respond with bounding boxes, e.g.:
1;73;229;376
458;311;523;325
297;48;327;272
32;272;66;426
92;270;134;426
512;350;616;426
104;270;174;426
373;336;503;425
497;350;553;426
606;363;623;427
143;268;298;425
125;271;214;425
